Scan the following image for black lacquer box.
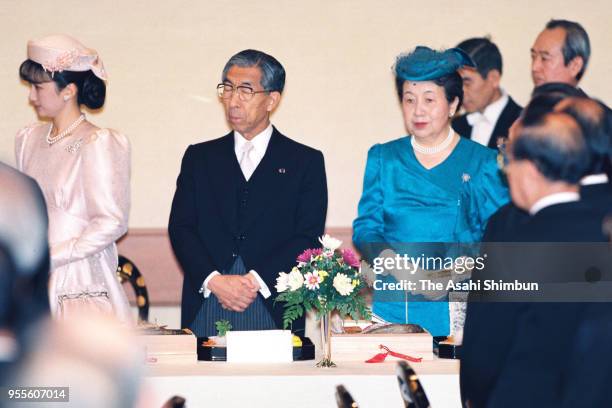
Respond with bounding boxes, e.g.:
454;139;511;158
433;336;461;359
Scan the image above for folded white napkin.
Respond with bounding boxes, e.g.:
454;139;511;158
226;330;293;363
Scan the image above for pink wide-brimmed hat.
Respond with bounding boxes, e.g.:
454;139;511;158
27;34;107;80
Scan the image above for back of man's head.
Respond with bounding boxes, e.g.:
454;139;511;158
512;112;590;184
555;97;611;176
456;37;503;79
531;82;587;100
0;163;48;275
523;82;587;126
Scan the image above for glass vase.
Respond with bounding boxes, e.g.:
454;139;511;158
317;311;336;367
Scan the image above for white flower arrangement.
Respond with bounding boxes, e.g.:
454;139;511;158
275;235;371;329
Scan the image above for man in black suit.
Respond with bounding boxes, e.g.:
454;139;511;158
555;100;612;408
461;112;611;407
482;83;592;243
169;50;328;336
452;37;522;149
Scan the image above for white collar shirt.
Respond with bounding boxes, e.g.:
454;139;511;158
233;123;273;178
580;173;609;186
529;191;580;215
466;90;509;147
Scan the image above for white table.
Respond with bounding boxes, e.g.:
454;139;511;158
144;354;460;407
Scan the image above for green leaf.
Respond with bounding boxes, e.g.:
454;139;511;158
215;319;232;337
282;302;305;328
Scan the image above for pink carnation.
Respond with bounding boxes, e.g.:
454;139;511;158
296;248;323;263
341;248;360;268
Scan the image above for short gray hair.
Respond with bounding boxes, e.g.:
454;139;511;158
222;49;285;93
545;19;591;81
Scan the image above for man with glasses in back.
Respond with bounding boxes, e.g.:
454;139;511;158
169;49;328;337
461;111;610;407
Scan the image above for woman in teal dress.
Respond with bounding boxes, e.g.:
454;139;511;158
353;46;509;336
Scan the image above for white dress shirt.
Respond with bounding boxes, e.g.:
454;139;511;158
466;90;509;147
234;123;273;178
529;191;580;215
200;124;274;299
580;173;609;186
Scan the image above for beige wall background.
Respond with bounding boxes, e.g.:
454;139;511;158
1;0;610;228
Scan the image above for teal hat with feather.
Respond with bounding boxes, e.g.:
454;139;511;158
394;46;475;81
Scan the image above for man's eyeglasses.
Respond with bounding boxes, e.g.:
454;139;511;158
216;83;270;102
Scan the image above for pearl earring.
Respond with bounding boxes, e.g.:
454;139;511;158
63;95;70;101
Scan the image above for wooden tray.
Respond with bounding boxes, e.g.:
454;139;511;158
141;333;196;356
330;332;434;361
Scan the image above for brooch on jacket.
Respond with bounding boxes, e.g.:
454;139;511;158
65;138;84;154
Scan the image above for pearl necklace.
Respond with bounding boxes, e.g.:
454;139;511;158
411;127;455;155
46;114;86;146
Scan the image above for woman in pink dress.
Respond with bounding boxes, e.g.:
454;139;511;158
15;34;132;324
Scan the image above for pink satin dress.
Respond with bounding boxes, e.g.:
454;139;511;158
15;122;132;324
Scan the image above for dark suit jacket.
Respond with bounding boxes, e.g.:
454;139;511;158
461;200;610;407
560;301;612;407
559;178;612;408
481;202;529;242
581;180;612;218
452;96;522;148
168;127;328;329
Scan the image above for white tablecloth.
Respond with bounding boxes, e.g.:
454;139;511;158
144;354;460;407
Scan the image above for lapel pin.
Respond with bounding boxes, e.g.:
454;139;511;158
278;168;286;174
462;173;471;183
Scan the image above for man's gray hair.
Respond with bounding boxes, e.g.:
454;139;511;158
546;19;591;81
222;49;286;93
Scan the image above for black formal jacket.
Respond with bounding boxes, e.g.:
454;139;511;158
581;180;612;217
452;96;522;148
461;200;610;408
562;183;612;407
480;202;529;242
168;127;328;329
